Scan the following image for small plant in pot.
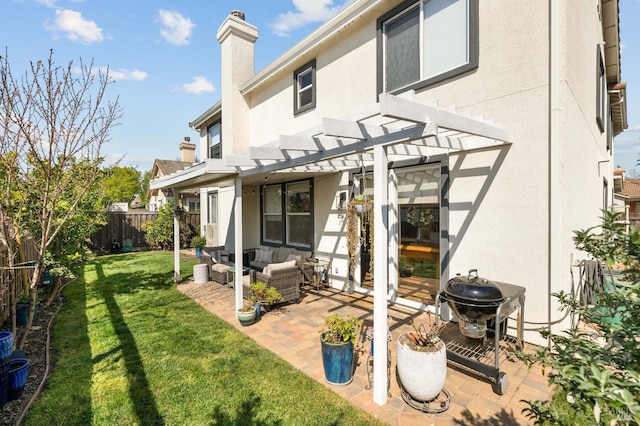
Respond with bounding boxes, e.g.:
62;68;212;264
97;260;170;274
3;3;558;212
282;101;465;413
191;235;207;259
319;314;363;385
397;311;448;402
236;303;256;326
249;281;283;319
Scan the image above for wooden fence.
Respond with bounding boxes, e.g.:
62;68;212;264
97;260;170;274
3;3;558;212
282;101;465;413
89;211;200;251
1;239;39;324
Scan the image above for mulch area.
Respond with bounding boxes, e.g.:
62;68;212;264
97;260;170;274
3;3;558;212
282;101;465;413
1;293;62;425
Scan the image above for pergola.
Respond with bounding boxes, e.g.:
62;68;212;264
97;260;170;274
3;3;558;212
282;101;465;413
150;92;513;405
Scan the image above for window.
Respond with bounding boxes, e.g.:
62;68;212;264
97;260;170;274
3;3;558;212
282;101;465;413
207;191;218;224
378;0;478;93
293;59;316;114
596;45;606;132
207;121;221;159
262;180;312;248
188;200;200;212
603;178;609;213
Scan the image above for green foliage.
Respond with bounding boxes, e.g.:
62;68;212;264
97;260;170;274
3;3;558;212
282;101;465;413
103;166;142;204
190;235;207;249
140;170;151;207
141;202;176;250
249;281;284;306
519;210;640;425
319;314;362;345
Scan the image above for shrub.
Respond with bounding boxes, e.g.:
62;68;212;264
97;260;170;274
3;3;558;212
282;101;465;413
519;211;640;425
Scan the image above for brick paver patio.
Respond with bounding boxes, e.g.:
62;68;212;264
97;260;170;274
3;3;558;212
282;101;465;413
178;279;552;425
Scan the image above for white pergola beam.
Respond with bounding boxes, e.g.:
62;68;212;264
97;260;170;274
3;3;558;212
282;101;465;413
323;117;389;140
225;155;260;166
380;93;513;143
278;135;320;151
250;146;286;160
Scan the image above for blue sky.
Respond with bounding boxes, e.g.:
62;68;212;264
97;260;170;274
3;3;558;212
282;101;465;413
2;0;639;175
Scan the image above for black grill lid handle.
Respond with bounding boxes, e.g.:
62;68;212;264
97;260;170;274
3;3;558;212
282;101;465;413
468;269;478;280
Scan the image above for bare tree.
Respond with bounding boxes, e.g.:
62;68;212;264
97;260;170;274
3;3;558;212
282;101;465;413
0;49;122;348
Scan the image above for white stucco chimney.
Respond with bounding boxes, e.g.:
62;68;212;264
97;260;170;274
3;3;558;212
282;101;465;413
216;10;258;155
179;137;196;163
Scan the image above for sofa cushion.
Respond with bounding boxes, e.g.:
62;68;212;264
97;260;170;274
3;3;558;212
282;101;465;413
212;263;232;272
264;259;297;276
276;247;294;263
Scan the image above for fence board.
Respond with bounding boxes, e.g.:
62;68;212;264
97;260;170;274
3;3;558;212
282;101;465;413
1;238;39;324
89;211;200;251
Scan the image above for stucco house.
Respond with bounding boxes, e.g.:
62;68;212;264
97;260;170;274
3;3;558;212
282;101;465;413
147;139;200;212
151;0;628;404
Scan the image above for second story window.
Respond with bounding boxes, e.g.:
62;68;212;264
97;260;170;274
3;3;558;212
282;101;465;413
596;45;606;133
294;59;316;114
207;121;221;159
378;0;478;93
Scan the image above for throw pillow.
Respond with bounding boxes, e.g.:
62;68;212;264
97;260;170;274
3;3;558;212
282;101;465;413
255;248;265;263
262;249;274;263
286;254;301;262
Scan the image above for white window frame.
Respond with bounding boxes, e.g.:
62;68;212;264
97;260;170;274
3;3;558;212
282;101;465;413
207;121;221;159
293;59;316;115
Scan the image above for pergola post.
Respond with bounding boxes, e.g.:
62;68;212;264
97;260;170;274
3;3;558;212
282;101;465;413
388;169;398;300
172;188;181;283
372;145;389;405
234;177;244;312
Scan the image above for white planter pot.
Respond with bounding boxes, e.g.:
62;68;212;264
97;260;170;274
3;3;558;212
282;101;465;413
397;332;447;402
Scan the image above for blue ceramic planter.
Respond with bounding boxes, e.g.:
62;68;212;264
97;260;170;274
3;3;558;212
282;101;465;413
0;332;12;359
8;358;30;401
320;336;355;385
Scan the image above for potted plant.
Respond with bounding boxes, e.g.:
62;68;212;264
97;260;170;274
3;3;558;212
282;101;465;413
397;311;448;402
16;293;39;327
191;235;207;259
319;314;363;385
236;303;256;326
249;282;283;319
346;195;374;279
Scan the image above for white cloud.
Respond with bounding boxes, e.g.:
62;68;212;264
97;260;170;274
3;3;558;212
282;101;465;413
45;9;103;44
270;0;348;37
158;9;194;46
37;0;57;7
105;68;148;82
181;76;215;95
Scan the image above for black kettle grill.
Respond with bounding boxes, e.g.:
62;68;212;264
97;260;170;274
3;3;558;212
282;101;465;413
441;269;505;338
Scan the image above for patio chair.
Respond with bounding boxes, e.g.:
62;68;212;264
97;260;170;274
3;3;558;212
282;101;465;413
199;246;228;281
247;265;302;304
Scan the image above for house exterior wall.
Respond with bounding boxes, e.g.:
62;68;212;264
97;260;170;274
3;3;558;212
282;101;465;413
199;0;617;344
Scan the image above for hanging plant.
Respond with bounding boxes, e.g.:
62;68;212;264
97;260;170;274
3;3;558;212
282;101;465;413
346;195;374;278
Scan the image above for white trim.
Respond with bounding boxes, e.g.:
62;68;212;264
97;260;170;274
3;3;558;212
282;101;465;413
240;0;380;94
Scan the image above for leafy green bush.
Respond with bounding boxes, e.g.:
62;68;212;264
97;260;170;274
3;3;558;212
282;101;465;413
142;202;177;250
519;211;640;425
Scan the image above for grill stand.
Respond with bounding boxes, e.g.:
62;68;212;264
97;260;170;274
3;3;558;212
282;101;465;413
435;281;525;395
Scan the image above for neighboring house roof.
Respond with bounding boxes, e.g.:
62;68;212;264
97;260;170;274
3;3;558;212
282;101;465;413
148;159;195;198
616;178;640;200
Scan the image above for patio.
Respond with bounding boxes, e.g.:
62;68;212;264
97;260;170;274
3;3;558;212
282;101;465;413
178;279;552;425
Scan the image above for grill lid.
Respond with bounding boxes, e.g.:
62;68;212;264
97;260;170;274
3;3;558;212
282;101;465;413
445;269;503;303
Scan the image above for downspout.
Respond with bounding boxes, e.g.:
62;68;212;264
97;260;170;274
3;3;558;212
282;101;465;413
547;0;561;342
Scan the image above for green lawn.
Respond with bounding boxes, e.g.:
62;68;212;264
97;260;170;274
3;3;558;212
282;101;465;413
27;251;382;425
